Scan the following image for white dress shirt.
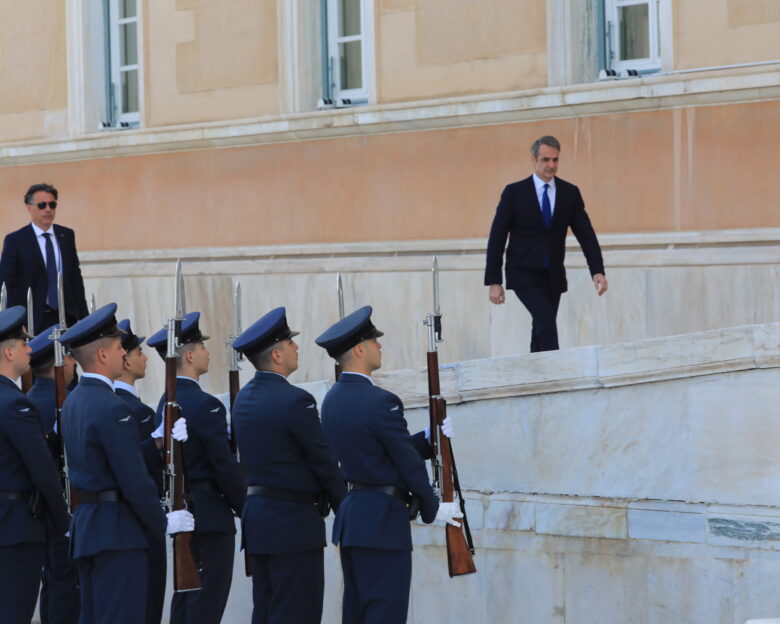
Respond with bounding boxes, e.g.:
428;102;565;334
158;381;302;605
532;174;556;218
31;222;62;272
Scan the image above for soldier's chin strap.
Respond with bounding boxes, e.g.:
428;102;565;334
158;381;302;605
449;443;475;556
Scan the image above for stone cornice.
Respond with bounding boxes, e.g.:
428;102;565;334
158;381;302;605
295;322;780;409
1;64;779;167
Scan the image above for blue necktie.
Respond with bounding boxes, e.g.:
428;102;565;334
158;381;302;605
43;232;58;309
541;183;552;229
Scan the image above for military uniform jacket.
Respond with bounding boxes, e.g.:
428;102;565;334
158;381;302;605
116;388;165;497
233;371;345;555
26;376;59;459
62;377;166;558
0;375;69;545
321;373;438;551
155;377;244;534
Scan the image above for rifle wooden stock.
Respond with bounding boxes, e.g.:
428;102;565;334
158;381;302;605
228;370;239;455
427;352;476;578
21;370;32;393
165;357;201;591
228;367;252;577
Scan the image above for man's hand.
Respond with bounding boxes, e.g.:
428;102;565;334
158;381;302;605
488;284;505;305
434;501;464;527
593;274;608;296
166;509;195;535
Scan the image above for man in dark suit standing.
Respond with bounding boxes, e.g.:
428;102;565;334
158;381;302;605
485;136;608;352
0;183;89;334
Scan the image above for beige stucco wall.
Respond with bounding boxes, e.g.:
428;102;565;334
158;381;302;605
0;99;778;251
144;0;280;126
0;1;67;141
377;0;548;102
676;0;780;69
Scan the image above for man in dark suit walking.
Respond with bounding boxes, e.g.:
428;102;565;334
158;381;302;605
485;136;608;352
0;183;89;334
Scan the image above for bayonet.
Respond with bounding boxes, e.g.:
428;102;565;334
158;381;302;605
89;294;96;314
337;272;345;320
26;288;34;337
0;282;6;310
57;272;67;330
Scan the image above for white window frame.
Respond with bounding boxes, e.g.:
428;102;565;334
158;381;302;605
325;0;375;105
605;0;663;73
108;0;142;126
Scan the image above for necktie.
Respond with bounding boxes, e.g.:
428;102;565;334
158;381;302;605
43;232;58;309
541;183;552;229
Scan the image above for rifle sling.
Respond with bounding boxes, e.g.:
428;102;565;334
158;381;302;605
449;444;475;556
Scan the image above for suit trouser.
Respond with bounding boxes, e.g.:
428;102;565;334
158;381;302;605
170;531;235;624
514;275;562;352
40;530;80;624
250;548;324;624
0;542;45;624
340;546;412;624
76;549;147;624
146;534;167;624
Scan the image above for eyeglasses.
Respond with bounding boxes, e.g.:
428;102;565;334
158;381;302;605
29;201;57;210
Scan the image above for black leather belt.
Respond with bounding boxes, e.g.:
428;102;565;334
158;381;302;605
247;485;318;504
189;480;220;493
77;489;122;504
0;490;32;503
347;482;410;504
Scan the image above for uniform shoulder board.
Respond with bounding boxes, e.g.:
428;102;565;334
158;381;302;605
117;414;133;423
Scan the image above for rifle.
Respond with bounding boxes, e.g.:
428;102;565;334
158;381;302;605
21;288;34;392
334;272;345;381
51;273;76;509
162;260;201;591
423;256;476;577
227;281;253;577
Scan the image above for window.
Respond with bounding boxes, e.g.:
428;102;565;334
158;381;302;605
107;0;141;126
603;0;662;73
322;0;374;107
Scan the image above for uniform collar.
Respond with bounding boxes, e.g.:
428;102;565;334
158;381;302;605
81;372;114;390
114;380;139;397
176;375;200;388
339;371;375;386
255;370;288;382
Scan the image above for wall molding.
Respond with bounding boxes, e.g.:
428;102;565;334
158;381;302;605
2;64;780;167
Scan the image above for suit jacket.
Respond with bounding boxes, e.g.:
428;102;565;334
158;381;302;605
233;371;345;555
0;375;70;546
484;175;605;293
320;373;438;552
62;377;166;558
155;378;245;534
0;223;88;331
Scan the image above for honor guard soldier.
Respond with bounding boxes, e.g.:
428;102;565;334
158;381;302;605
0;306;70;624
232;307;345;624
114;318;176;624
316;306;462;624
59;304;194;624
147;311;245;624
27;325;80;624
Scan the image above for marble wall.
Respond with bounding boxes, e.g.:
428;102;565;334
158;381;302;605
75;228;780;407
152;321;780;623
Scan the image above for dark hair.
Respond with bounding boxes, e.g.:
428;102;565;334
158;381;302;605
24;183;58;205
531;136;561;158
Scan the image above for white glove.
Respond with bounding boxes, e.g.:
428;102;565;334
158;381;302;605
434;501;463;527
151;418;188;442
166;509;195;535
425;416;454;442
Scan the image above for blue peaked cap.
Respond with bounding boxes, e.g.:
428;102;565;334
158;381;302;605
315;306;384;358
59;303;125;349
0;306;31;342
117;319;145;352
146;311;210;358
233;307;299;357
28;324;59;368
